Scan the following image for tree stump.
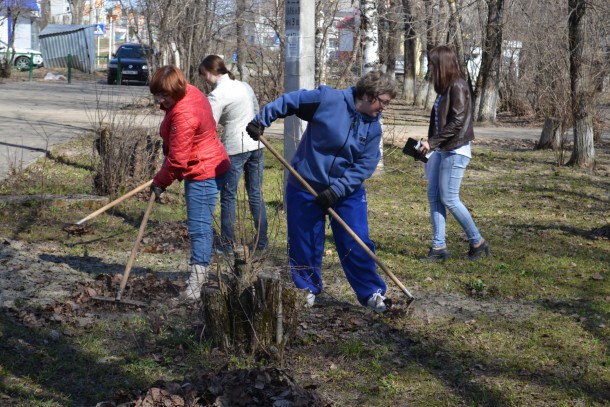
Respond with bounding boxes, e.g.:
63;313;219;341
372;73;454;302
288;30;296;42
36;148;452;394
199;250;302;360
537;117;563;150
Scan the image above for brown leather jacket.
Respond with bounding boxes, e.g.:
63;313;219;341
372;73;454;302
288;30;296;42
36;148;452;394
427;78;474;151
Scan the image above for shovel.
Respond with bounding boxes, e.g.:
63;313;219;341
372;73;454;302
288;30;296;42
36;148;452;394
257;135;415;307
93;191;155;307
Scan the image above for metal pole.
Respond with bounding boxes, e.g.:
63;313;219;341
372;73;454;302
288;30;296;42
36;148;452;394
283;0;315;185
67;54;72;84
28;53;33;81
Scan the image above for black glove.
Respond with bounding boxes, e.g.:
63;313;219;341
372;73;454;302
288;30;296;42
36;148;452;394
314;188;338;210
246;120;264;141
150;183;165;201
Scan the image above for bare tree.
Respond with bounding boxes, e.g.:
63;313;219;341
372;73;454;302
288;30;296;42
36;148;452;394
315;0;341;86
68;0;86;25
446;0;468;77
0;2;26;78
566;0;595;168
361;0;380;74
379;0;401;76
402;0;418;102
236;0;248;80
474;0;505;123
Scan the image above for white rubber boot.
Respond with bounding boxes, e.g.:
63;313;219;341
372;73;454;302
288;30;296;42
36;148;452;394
182;264;208;301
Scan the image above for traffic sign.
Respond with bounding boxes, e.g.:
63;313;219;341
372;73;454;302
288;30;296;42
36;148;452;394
95;24;105;36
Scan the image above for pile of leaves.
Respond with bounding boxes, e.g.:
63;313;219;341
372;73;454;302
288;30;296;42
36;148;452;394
99;367;330;406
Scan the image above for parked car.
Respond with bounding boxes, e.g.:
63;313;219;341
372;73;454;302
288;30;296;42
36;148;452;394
107;43;154;85
0;39;44;70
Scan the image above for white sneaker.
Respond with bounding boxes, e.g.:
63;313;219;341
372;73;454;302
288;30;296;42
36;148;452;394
366;289;387;313
305;290;315;308
182;264;208;301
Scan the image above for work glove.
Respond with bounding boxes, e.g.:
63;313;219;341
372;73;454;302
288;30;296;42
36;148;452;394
246;120;264;141
314;188;338;211
150;183;165;201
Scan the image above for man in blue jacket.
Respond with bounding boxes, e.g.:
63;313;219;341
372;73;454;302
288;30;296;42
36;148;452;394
246;71;397;313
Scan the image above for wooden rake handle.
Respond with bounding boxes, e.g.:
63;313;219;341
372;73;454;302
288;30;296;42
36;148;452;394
75;180;153;225
116;191;156;301
257;135;415;304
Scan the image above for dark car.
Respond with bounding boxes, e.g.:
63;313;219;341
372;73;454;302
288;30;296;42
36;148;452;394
107;43;154;85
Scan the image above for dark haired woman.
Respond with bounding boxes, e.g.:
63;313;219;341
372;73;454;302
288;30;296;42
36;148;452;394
418;46;489;262
149;65;230;300
199;55;268;254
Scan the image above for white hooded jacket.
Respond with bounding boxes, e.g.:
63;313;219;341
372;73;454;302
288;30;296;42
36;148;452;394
207;73;263;156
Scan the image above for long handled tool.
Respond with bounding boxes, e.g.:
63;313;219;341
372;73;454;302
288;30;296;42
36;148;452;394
75;180;153;225
257;135;415;306
93;192;155;307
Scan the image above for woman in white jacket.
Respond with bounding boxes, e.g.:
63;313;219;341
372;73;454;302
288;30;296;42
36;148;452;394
199;55;268;253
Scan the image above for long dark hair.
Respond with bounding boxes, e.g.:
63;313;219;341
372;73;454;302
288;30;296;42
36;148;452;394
428;45;462;94
199;55;235;80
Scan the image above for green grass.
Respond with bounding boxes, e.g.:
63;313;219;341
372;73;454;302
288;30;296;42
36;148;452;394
0;132;609;406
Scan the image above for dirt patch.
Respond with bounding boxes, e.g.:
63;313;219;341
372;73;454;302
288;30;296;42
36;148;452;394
1;237;541;327
0;237;546;406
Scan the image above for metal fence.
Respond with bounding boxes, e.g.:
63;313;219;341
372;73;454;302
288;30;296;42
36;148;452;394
39;24;96;73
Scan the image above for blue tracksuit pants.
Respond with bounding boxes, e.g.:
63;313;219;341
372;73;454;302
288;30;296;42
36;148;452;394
285;183;387;305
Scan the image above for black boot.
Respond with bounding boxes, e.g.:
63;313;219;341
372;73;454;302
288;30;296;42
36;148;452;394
465;239;490;261
419;247;449;262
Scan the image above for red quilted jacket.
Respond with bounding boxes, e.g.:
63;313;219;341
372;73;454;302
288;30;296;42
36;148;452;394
153;84;230;188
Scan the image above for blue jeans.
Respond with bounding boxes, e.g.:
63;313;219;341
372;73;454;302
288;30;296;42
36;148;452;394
285;183;386;306
427;151;482;248
219;149;268;250
185;173;227;266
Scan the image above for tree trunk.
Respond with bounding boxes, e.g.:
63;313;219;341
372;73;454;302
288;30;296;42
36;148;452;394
382;0;401;76
475;0;505;123
236;0;248;80
69;0;85;25
402;0;417;103
536;117;563;150
567;0;595;168
315;4;328;86
361;0;380;74
446;0;468;78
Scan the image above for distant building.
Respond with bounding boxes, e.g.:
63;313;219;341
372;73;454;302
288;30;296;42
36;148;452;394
467;41;523;82
0;0;40;49
48;0;71;24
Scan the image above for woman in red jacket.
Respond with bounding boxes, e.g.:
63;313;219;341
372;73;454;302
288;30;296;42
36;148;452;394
149;65;230;300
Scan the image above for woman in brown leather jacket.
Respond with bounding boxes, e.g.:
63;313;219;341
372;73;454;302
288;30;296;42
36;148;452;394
418;45;489;262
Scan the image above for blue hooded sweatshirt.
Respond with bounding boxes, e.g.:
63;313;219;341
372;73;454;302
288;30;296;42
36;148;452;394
255;85;382;198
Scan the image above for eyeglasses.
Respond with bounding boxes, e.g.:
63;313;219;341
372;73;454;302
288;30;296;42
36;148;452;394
375;96;392;107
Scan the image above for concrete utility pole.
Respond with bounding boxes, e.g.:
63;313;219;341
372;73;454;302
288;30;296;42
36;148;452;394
283;0;315;184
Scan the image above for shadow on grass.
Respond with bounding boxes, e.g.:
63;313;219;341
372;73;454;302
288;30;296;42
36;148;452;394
38;252;184;281
47;150;96;172
395;320;610;405
326;299;609;406
0;313;145;406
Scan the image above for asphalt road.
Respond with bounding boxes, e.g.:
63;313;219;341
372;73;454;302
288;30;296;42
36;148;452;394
0;79;159;181
2;79;606;183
